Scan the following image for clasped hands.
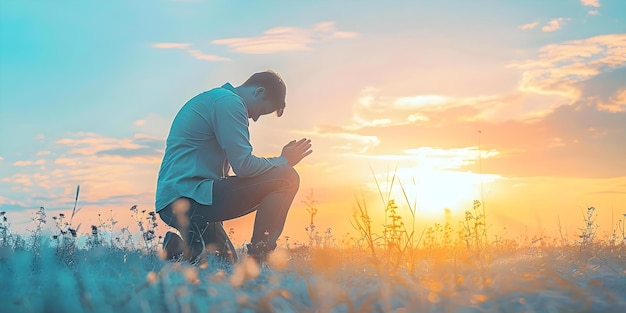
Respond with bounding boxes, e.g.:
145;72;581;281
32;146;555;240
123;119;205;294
281;138;313;166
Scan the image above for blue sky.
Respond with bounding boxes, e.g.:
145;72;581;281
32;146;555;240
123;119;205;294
1;0;625;242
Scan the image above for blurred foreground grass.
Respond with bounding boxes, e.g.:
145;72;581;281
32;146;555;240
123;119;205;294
1;203;626;313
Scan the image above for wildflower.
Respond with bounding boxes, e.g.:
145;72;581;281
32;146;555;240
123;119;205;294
143;229;155;242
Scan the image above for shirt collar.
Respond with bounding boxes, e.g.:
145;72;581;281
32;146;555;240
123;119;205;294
221;83;238;95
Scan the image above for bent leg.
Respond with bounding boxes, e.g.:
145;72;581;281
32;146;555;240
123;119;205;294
159;166;300;260
158;198;203;261
209;165;300;251
159;198;238;264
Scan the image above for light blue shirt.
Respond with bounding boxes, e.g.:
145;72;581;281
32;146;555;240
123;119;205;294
155;83;288;211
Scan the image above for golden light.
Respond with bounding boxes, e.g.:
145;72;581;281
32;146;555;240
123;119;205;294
369;147;501;218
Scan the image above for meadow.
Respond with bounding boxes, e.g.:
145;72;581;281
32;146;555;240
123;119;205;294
1;194;626;313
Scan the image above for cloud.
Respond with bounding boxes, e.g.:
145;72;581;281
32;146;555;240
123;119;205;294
347;88;523;130
58;132;164;159
352;146;500;169
152;42;191;49
0;156;4;161
581;0;600;7
301;127;380;154
347;89;455;129
518;22;539;30
211;21;358;54
152;42;230;62
508;33;626;103
36;151;51;156
304;33;626;180
185;49;231;61
588;10;600;15
96;147;163;158
329;97;626;178
132;112;171;138
13;160;33;166
541;18;569;32
597;88;626;112
1;132;164;213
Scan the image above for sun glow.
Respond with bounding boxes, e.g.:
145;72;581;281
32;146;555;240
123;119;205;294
384;168;500;217
369;147;501;219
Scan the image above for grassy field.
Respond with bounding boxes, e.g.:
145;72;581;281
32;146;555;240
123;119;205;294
1;201;626;313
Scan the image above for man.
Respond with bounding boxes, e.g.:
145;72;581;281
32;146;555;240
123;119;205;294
155;70;312;265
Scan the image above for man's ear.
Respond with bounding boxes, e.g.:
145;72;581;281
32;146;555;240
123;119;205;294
254;87;266;97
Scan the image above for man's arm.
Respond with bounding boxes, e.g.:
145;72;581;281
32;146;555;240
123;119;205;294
211;96;287;177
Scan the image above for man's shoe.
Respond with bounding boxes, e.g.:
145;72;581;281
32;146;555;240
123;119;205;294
246;242;271;263
163;230;206;263
163;223;238;265
203;222;239;265
162;231;185;260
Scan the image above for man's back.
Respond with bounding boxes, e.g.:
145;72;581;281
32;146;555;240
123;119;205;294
155;83;285;212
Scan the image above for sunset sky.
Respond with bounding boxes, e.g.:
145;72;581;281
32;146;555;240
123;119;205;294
1;0;625;245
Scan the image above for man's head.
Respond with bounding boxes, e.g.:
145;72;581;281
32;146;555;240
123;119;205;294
237;70;287;122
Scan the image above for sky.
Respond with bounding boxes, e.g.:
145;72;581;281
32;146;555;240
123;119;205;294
1;0;625;245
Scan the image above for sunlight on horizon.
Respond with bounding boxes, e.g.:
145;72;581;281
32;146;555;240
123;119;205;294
367;146;501;218
372;167;501;219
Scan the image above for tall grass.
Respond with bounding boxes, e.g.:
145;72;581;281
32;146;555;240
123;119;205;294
1;185;625;312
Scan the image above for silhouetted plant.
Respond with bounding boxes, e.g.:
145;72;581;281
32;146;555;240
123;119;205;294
52;185;81;266
577;206;598;250
130;205;161;253
0;211;11;248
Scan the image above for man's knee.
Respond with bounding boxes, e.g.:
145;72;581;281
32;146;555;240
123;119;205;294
277;165;300;189
165;197;192;229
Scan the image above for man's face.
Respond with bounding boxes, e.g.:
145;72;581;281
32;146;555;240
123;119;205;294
249;97;277;122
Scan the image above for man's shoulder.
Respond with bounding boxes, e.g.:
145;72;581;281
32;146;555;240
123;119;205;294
199;85;241;104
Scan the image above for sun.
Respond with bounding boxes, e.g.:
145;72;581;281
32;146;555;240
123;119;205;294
373;166;499;219
365;147;501;219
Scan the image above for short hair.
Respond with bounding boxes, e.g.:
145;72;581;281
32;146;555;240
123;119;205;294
241;70;286;116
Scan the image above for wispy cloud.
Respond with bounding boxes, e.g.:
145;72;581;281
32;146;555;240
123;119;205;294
12;160;45;166
152;42;230;62
211;22;358;54
300;127;379;154
352;146;499;168
318;97;626;178
301;33;626;180
597;88;626;112
12;160;30;166
1;132;164;212
541;18;569;32
507;33;626;104
581;0;600;7
152;43;191;49
347;88;522;130
518;22;539;30
185;49;231;61
588;10;600;15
